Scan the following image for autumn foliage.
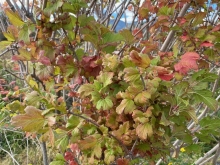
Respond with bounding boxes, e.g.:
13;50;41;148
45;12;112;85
0;0;220;165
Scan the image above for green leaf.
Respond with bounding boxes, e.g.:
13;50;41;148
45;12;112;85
79;135;98;150
44;1;64;17
103;32;124;43
26;75;39;91
49;161;65;165
124;67;140;82
6;100;25;113
66;115;80;129
5;9;24;27
116;99;136;114
134;91;151;105
63;15;77;30
18;24;30;44
0;41;12;50
136;142;150;152
119;29;134;45
186;108;198;123
138;7;149;19
78;83;94;97
159;6;170;15
192;90;218;110
62;2;78;13
136;123;153;140
185;144;201;154
195;28;206;38
96;96;113;110
103;54;119;71
93;143;102;159
65;64;76;77
104;149;115;165
11;106;45;132
18;48;32;60
192;12;206;26
112;122;129;137
57;136;69;152
3;32;15;41
174;81;189;97
97;72;114;88
54;153;65;161
24;91;43;107
75;48;84;61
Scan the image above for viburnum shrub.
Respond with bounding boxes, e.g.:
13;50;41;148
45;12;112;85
0;0;220;164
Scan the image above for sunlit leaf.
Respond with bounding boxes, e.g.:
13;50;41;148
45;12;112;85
119;29;134;45
78;84;94;97
124;67;140;82
134;91;151;105
11;106;45;132
191;90;218;110
136;123;153;140
116;99;136;114
5;9;24;27
104;149;115;164
97;72;114;88
66;115;80;129
96;96;113;110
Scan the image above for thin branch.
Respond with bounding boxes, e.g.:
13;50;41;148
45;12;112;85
194;144;219;165
3;130;15;165
160;2;191;52
0;146;20;165
4;69;24;80
40;142;49;165
0;48;16;57
212;140;220;165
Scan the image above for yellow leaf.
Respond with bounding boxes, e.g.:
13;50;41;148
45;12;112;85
134;91;151;105
11;106;45;132
5;9;24;27
136;123;153;140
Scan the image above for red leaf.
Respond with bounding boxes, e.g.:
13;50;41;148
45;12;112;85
174;52;200;75
177;17;186;25
180;35;189;42
154;66;173;81
200;41;214;47
181;52;200;60
2;97;9;101
81;56;101;77
116;158;129;165
12;55;26;61
75;75;83;85
211;24;220;32
9;81;16;85
64;151;74;162
132;28;143;39
69;160;78;165
158;74;173;81
13;86;19;91
38;50;51;65
70;143;80;156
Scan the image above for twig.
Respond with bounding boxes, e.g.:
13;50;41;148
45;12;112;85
0;48;16;57
3;130;15;165
194;144;219;165
212;140;220;165
160;2;191;52
41;142;49;165
4;69;24;80
0;146;20;165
